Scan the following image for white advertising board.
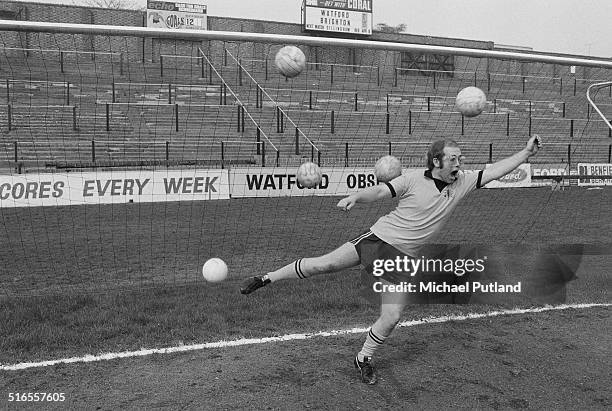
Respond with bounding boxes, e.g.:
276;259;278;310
230;166;399;198
484;163;532;188
531;164;573;187
577;163;612;186
0;169;229;208
147;1;207;30
303;0;372;35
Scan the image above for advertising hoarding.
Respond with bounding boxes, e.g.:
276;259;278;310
303;0;373;35
147;1;208;30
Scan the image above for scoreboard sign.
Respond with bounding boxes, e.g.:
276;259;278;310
147;1;208;30
303;0;373;36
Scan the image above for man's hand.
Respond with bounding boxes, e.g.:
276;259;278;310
337;195;357;212
525;134;542;157
481;134;542;187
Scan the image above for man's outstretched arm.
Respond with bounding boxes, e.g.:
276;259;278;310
337;183;393;211
481;135;541;186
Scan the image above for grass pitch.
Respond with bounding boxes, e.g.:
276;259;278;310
1;186;610;408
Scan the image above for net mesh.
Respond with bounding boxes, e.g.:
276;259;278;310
0;28;611;297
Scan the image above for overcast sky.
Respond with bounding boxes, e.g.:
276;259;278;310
16;0;612;58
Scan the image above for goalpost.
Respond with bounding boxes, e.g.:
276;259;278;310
587;81;612;131
0;20;611;298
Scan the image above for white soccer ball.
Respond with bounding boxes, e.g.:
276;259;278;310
202;258;228;282
275;45;306;78
296;162;322;188
455;86;487;117
374;155;402;183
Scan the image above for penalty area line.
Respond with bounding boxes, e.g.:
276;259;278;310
1;302;609;371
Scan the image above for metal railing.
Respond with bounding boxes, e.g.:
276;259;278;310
0;46;124;74
3;78;71;104
226;48;321;164
199;47;279;166
239;57;381;85
110;81;232;105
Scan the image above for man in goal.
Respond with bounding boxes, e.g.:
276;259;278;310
240;135;541;384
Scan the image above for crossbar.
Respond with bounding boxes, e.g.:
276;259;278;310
1;20;612;69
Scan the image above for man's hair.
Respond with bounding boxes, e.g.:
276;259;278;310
426;139;459;170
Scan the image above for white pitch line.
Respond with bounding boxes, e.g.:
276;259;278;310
1;303;609;371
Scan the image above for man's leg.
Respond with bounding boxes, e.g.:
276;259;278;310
355;279;408;384
240;242;360;294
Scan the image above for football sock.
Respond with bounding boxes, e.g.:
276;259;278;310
358;327;388;362
267;258;308;282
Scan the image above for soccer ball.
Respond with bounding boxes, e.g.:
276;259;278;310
275;45;306;78
374;155;402;183
297;162;322;188
455;86;487;117
202;258;228;282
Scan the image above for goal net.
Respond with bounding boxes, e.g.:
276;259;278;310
0;21;610;300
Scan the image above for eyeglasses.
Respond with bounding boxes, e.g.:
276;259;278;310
443;155;465;165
